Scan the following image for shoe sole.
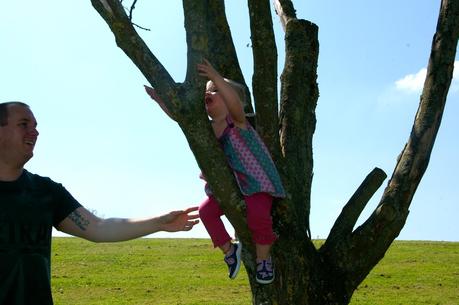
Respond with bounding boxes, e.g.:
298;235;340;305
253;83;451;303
229;243;242;279
256;268;275;284
256;277;274;284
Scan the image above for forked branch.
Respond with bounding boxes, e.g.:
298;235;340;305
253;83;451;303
322;167;387;252
248;0;279;156
91;0;178;116
330;0;459;289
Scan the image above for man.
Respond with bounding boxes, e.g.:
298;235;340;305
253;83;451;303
0;101;199;305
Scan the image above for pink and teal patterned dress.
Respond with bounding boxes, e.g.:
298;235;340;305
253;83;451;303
204;116;286;198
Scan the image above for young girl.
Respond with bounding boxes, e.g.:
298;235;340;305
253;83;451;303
145;59;285;284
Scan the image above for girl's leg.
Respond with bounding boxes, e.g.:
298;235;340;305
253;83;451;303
199;196;242;279
246;193;276;284
256;244;272;260
198;196;232;252
244;193;276;260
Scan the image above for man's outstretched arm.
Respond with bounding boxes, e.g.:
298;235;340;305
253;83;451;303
56;206;199;242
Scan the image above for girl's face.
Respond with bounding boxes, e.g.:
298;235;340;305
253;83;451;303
204;81;227;118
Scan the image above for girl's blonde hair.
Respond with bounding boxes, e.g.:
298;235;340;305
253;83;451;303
223;79;255;125
224;78;247;107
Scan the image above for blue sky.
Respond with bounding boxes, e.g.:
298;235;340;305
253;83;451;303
1;1;458;241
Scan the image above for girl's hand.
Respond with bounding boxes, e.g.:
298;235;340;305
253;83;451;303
196;59;247;126
144;85;162;103
197;58;224;82
144;85;176;120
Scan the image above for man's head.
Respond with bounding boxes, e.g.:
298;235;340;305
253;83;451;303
0;101;30;126
0;102;39;168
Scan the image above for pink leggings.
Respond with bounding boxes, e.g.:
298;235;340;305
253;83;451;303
198;192;277;248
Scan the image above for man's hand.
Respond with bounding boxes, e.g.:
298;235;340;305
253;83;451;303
158;206;200;232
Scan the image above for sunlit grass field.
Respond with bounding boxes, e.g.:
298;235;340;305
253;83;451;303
51;238;458;305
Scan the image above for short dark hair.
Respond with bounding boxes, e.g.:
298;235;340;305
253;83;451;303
0;101;30;126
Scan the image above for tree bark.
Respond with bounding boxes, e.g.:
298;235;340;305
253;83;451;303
92;0;458;304
320;0;459;299
247;0;279;158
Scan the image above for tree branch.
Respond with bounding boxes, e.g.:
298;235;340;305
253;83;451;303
94;0;258;272
336;0;459;290
273;0;297;31
278;18;319;238
321;168;387;251
248;0;279;157
181;0;259;272
200;1;253;114
128;0;138;20
181;0;211;86
91;0;179;117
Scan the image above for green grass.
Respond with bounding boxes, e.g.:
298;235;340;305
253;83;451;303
52;238;250;305
351;241;459;305
51;238;459;305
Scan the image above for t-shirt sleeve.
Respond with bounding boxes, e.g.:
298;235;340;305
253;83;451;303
49;182;82;227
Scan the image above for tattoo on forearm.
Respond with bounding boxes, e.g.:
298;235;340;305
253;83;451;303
68;210;90;231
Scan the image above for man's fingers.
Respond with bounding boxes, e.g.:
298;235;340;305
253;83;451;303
184;206;199;214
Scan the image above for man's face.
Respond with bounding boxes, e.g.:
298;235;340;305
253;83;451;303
0;105;39;167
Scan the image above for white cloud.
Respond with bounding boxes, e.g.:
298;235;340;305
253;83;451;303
452;60;459;93
378;61;458;108
395;61;459;94
395;67;427;93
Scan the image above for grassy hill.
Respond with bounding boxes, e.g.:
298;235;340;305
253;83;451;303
51;238;458;305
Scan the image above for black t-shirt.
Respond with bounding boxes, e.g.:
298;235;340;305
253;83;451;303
0;170;81;305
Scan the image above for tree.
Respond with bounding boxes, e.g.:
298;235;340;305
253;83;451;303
91;0;458;304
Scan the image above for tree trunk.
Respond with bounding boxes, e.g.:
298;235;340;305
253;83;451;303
92;0;458;304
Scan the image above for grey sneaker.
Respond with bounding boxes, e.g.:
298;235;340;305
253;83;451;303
224;242;242;279
256;257;274;284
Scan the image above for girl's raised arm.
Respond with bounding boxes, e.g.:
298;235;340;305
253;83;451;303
197;59;246;125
